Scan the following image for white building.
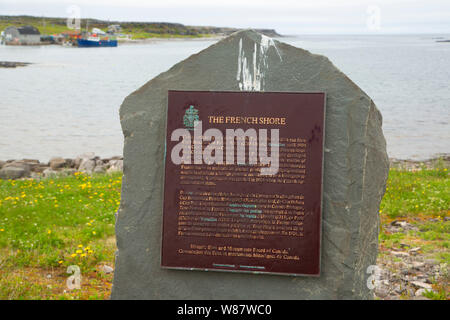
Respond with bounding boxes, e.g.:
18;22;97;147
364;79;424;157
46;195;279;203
3;25;41;45
107;24;122;34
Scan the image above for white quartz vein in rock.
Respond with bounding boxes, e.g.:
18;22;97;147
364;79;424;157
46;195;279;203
236;35;282;91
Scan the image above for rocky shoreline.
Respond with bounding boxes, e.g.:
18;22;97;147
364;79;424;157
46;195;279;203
0;154;448;180
389;155;449;170
0;153;123;180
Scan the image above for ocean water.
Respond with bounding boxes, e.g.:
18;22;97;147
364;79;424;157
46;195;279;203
0;35;449;161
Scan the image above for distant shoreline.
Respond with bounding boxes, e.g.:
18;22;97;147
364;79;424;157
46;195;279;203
0;153;448;180
117;35;226;45
0;61;32;68
0;14;282;41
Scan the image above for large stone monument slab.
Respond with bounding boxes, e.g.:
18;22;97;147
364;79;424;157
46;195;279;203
111;30;389;299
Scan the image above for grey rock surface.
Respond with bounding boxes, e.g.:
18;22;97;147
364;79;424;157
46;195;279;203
49;157;66;170
107;159;123;173
410;281;432;290
3;160;32;170
74;152;96;168
112;30;389;299
78;159;96;173
101;265;114;274
0;166;29;179
0;161;31;179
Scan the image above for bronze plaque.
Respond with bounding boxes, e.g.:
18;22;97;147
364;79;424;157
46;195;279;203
161;91;325;276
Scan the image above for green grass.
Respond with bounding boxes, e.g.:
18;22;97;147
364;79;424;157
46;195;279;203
380;167;449;218
0;172;120;299
379;231;406;247
423;288;448;300
378;166;449;265
0;21;70;36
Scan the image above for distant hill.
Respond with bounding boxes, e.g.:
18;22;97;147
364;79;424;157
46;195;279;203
0;15;281;38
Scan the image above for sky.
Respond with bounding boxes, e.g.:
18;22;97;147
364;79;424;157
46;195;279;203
1;0;450;35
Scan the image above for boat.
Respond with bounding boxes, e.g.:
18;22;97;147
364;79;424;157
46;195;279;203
76;20;117;47
77;36;117;47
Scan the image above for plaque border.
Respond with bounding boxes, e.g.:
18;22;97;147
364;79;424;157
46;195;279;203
160;90;326;277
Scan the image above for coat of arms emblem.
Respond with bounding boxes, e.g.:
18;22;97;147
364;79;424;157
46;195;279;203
183;105;200;129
